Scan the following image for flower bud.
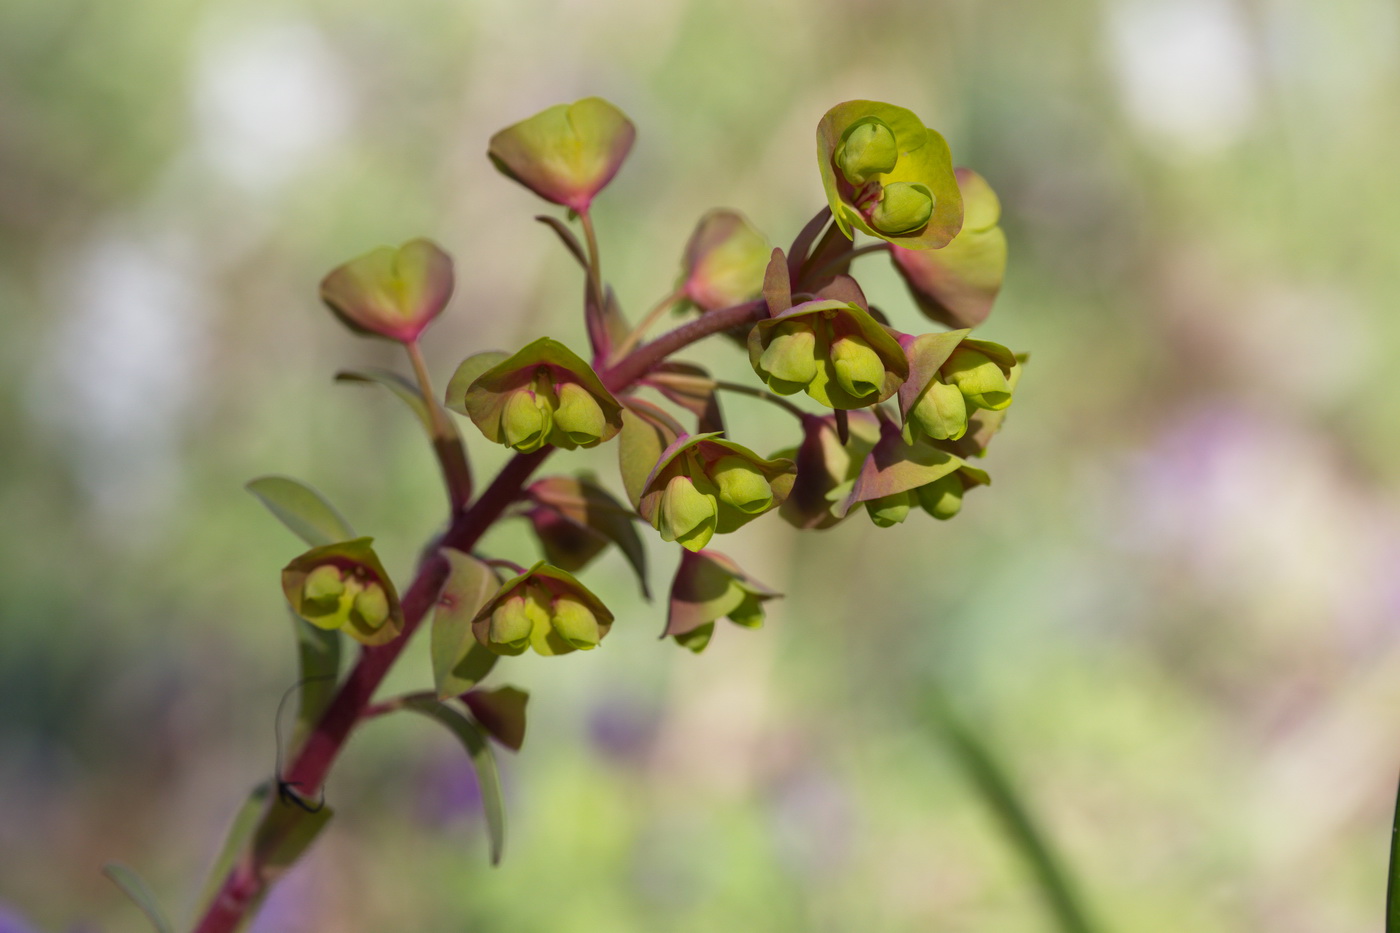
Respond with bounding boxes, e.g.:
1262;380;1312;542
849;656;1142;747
352;583;390;631
910;378;968;441
916;472;964;520
550;595;601;650
489;587;548;654
319;239;454;343
487;98;636;212
302;564;345;605
658;472;719;551
835;118;898;186
711;455;774;514
501;387;554;452
757;321;819;391
681;210;770;312
830;334;885;399
869;182;934;235
866;490;914;528
943;347;1012;411
666;550;780;654
550;381;607;447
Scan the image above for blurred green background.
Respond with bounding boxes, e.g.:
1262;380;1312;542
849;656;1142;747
3;0;1400;930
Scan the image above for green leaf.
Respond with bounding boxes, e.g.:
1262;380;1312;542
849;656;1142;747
617;400;679;509
462;686;530;751
102;863;174;933
291;610;342;746
335;367;433;435
193;781;273;918
246;476;355;548
251;793;334;882
402;697;507;865
432;549;502;699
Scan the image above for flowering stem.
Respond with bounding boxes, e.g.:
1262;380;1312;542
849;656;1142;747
192;290;773;933
608;288;684;364
405;339;472;512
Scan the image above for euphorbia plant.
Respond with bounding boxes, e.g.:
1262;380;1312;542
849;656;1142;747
107;96;1026;933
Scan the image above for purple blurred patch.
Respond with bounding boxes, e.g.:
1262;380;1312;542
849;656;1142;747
766;767;855;879
587;699;659;763
414;750;483;825
0;905;39;933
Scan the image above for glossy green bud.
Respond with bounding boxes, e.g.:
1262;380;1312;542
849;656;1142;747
302;564;345;604
758;321;819;391
489;587;548;654
943;347;1012;411
550;595;601;650
830;334;886;399
551;381;607;447
710;455;774;514
866;490;914;527
674;623;715;653
501;387;554;452
658;473;719;552
911;378;968;440
917;473;964;520
835;118;898;186
728;593;766;629
351;582;390;631
869;182;934;235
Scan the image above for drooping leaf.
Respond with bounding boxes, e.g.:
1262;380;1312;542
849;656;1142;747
246;476;354;548
527;476;650;597
617;399;681;509
335;368;433;435
462;686;530;752
432;549;502;699
102;863;173;933
401;697;506;865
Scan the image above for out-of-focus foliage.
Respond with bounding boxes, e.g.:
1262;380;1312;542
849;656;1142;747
3;0;1400;931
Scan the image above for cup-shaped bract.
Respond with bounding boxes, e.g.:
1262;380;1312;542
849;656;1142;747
891;169;1008;330
748;300;908;410
836;422;990;525
898;331;1021;443
488;98;636;212
638;434;795;551
665;550;781;653
470;562;615;657
281;537;405;646
319;239;453;343
447;337;624;452
817;101;963;250
680;210;771;312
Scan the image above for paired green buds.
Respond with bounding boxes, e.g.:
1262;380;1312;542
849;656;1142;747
470;562;615;657
638;434;795;551
679;209;771;312
282;538;404;646
447;337;624;452
748;299;908;409
319;239;453;343
817;101;963;249
488;98;635;213
665;550;780;653
891;169;1008;330
898;331;1023;444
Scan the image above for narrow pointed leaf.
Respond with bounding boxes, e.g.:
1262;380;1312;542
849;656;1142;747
246;476;354;547
251;793;334;881
534;215;588;269
102;863;173;933
194;782;273;919
762;247;791;316
335;368;433;435
402;697;506;865
432;549;502;699
646;362;725;434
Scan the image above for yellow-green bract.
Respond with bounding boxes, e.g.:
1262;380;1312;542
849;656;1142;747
319;239;454;343
816;101;963;250
488;98;635;212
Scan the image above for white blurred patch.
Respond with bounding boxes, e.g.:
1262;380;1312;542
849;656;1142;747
30;228;210;526
192;17;351;192
1106;0;1260;155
